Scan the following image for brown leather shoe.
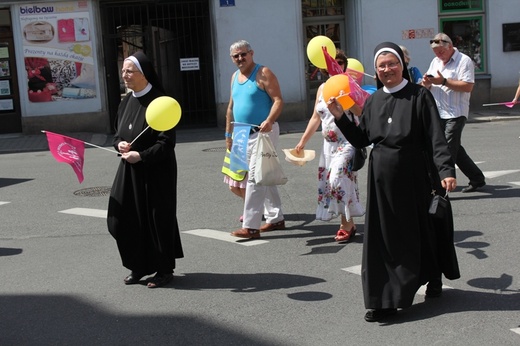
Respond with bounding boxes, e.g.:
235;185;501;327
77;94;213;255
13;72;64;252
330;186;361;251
260;220;285;232
231;228;260;239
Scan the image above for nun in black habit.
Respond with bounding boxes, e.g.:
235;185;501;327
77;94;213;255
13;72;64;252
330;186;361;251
107;51;183;288
327;42;460;322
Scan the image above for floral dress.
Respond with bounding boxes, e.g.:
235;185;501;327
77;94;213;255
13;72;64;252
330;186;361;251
315;96;365;222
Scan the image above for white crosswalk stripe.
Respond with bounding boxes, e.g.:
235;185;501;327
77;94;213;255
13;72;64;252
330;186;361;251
183;229;268;246
483;170;520;179
56;208;268;246
59;207;107;218
0;201;11;206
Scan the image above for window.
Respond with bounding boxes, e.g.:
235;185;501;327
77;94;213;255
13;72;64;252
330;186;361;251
438;0;485;73
503;22;520;52
302;0;343;18
441;16;484;72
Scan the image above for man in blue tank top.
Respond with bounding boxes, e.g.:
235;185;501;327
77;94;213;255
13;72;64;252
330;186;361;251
225;40;285;239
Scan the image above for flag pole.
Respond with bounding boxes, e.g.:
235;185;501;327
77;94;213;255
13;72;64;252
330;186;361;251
482;101;519;107
41;130;119;154
129;125;150;146
346;67;375;79
231;121;260;127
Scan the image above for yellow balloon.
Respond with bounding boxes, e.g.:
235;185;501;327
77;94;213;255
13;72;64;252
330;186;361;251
322;74;354;110
347;58;364;73
347;58;365;84
145;96;182;131
306;35;336;69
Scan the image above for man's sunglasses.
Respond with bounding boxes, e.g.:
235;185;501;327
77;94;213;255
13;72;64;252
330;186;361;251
430;39;450;45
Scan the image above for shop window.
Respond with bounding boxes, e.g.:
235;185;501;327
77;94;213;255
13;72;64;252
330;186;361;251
438;0;485;73
441;16;484;73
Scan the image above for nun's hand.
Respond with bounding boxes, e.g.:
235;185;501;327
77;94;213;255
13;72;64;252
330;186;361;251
441;177;457;192
121;151;142;164
118;141;131;153
326;97;344;120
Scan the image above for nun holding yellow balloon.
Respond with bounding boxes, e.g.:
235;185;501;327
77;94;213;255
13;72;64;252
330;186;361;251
108;51;184;289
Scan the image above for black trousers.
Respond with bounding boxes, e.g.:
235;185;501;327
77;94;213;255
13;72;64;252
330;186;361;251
441;117;485;185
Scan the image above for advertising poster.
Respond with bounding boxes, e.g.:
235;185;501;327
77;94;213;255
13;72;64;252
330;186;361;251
19;1;97;103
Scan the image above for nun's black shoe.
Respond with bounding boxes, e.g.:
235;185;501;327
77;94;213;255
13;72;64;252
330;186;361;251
364;308;397;322
147;273;173;288
124;272;144;285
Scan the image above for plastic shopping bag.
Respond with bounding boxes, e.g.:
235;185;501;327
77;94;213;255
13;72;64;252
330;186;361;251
254;133;288;186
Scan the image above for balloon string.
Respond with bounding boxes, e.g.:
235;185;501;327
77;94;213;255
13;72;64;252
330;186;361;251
130;125;150;146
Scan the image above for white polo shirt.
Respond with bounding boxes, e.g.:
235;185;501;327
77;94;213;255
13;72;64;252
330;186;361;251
427;48;475;119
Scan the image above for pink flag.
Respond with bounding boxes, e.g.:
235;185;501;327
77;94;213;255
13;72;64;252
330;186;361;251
45;131;85;183
322;46;370;108
322;46;344;76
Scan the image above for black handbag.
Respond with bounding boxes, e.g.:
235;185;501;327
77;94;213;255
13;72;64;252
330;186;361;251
429;190;449;218
352;147;367;171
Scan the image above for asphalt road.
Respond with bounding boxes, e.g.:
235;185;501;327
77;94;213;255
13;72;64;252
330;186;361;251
1;119;520;345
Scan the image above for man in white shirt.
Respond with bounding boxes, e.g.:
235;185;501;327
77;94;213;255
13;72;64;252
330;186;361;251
422;33;486;193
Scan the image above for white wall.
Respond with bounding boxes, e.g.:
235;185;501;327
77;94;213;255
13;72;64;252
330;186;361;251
211;0;305;105
487;0;520;88
357;0;439;82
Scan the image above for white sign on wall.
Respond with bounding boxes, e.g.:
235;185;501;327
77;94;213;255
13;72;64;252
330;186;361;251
180;57;200;71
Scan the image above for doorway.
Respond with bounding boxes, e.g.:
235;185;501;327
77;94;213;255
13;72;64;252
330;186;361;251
99;0;216;131
302;0;346;115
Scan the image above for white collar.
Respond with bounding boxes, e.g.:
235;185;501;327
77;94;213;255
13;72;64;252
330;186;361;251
132;83;152;97
383;79;408;93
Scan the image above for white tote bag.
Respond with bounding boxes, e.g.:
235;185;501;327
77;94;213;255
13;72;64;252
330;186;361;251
254;133;288;186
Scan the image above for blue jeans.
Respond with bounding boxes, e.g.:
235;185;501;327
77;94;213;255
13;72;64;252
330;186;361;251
441;117;485;186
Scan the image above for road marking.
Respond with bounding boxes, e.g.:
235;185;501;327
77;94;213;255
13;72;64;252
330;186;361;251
342;264;361;275
510;181;520;186
483;170;520;179
0;201;10;206
183;229;268;246
511;327;520;336
59;208;107;218
341;265;453;296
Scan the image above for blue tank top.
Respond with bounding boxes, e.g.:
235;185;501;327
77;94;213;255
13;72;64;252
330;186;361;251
232;64;272;125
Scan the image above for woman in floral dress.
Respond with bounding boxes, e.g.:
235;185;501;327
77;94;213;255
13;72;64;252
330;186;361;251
295;53;365;242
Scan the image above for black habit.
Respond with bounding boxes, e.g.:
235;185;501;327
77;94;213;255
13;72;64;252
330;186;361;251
335;81;460;309
107;86;183;275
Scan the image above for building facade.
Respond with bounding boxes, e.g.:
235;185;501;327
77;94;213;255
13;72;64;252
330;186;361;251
0;0;518;134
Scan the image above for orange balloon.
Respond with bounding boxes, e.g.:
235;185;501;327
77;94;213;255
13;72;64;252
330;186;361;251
322;74;354;110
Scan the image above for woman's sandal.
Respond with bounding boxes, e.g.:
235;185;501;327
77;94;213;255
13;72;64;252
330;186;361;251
335;227;357;242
